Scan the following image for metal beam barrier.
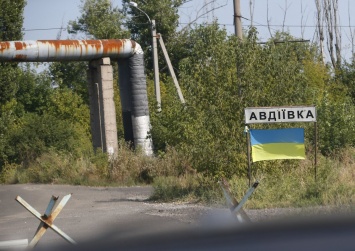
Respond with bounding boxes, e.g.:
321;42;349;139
15;194;76;248
219;179;259;222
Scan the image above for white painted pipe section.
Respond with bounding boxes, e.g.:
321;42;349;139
132;115;153;156
0;39;143;62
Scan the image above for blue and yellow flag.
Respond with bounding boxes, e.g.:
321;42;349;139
250;128;305;162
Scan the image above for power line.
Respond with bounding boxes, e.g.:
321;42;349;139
23;27;65;31
178;22;355;28
22;23;355;33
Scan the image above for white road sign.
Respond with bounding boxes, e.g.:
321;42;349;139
245;106;316;124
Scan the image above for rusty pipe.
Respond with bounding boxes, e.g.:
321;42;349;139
0;39;142;62
0;38;153;155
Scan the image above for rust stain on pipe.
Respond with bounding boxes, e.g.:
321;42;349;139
0;41;10;53
14;54;27;60
38;39;125;54
14;42;27;50
0;39;139;62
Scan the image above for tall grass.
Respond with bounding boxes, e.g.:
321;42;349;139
151;147;355;209
0;143;354;210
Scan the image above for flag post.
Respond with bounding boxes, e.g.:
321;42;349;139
314;121;318;182
245;125;251;187
244;105;317;182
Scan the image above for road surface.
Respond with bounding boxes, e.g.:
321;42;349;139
0;184;354;250
0;184;214;249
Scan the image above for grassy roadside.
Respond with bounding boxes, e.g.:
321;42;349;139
0;143;354;210
152;148;355;210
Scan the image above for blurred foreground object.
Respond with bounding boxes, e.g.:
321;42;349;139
46;214;355;251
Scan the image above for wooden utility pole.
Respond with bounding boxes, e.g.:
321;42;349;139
233;0;243;39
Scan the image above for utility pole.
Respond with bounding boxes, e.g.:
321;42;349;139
157;33;185;104
233;0;243;39
151;20;161;111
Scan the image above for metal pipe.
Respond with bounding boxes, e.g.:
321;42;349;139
0;39;142;62
0;39;153;155
129;2;161;111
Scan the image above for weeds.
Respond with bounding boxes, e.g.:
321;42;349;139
0;144;354;210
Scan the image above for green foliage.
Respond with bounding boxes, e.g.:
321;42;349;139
123;0;184;43
44;88;91;132
251;148;355;208
1;150;107;185
0;65;22;105
109;140;157;185
0;64;51;111
340;59;355;103
0;86;92;171
149;75;192;150
2;113;90;166
148;23;355;182
317;95;355;155
0;162;20;184
0;0;25;41
151;175;199;202
0;0;25;105
122;0;185;70
151;173;222;204
68;0;129;39
0;1;353;212
53;0;126;138
14;65;53;114
151;147;354;207
49;62;89;102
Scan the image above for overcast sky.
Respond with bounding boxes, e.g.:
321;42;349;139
23;0;355;60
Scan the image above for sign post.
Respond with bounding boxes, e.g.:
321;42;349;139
244;106;317;183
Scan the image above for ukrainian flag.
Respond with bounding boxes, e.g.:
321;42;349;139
250;128;305;162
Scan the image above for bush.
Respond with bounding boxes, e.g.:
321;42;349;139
0;162;20;184
2;113;92;167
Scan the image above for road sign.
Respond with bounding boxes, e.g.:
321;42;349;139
245;106;316;124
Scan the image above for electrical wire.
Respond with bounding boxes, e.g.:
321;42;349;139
22;23;355;32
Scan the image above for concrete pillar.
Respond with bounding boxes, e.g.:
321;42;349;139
87;57;118;157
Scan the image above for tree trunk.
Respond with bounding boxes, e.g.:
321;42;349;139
315;0;325;63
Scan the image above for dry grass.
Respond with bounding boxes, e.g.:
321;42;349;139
223;148;355;208
1;144;354;210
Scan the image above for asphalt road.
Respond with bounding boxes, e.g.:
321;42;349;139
0;184;211;249
1;184;354;251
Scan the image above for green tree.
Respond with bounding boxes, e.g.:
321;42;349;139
122;0;185;70
3;113;91;167
151;23;335;177
51;0;133;140
0;0;24;40
49;62;89;103
317;95;355;155
0;0;26;105
0;99;18;168
1;88;93;168
15;65;53;114
68;0;129;39
340;59;355;104
53;0;130;103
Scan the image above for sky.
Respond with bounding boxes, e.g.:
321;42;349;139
23;0;355;61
